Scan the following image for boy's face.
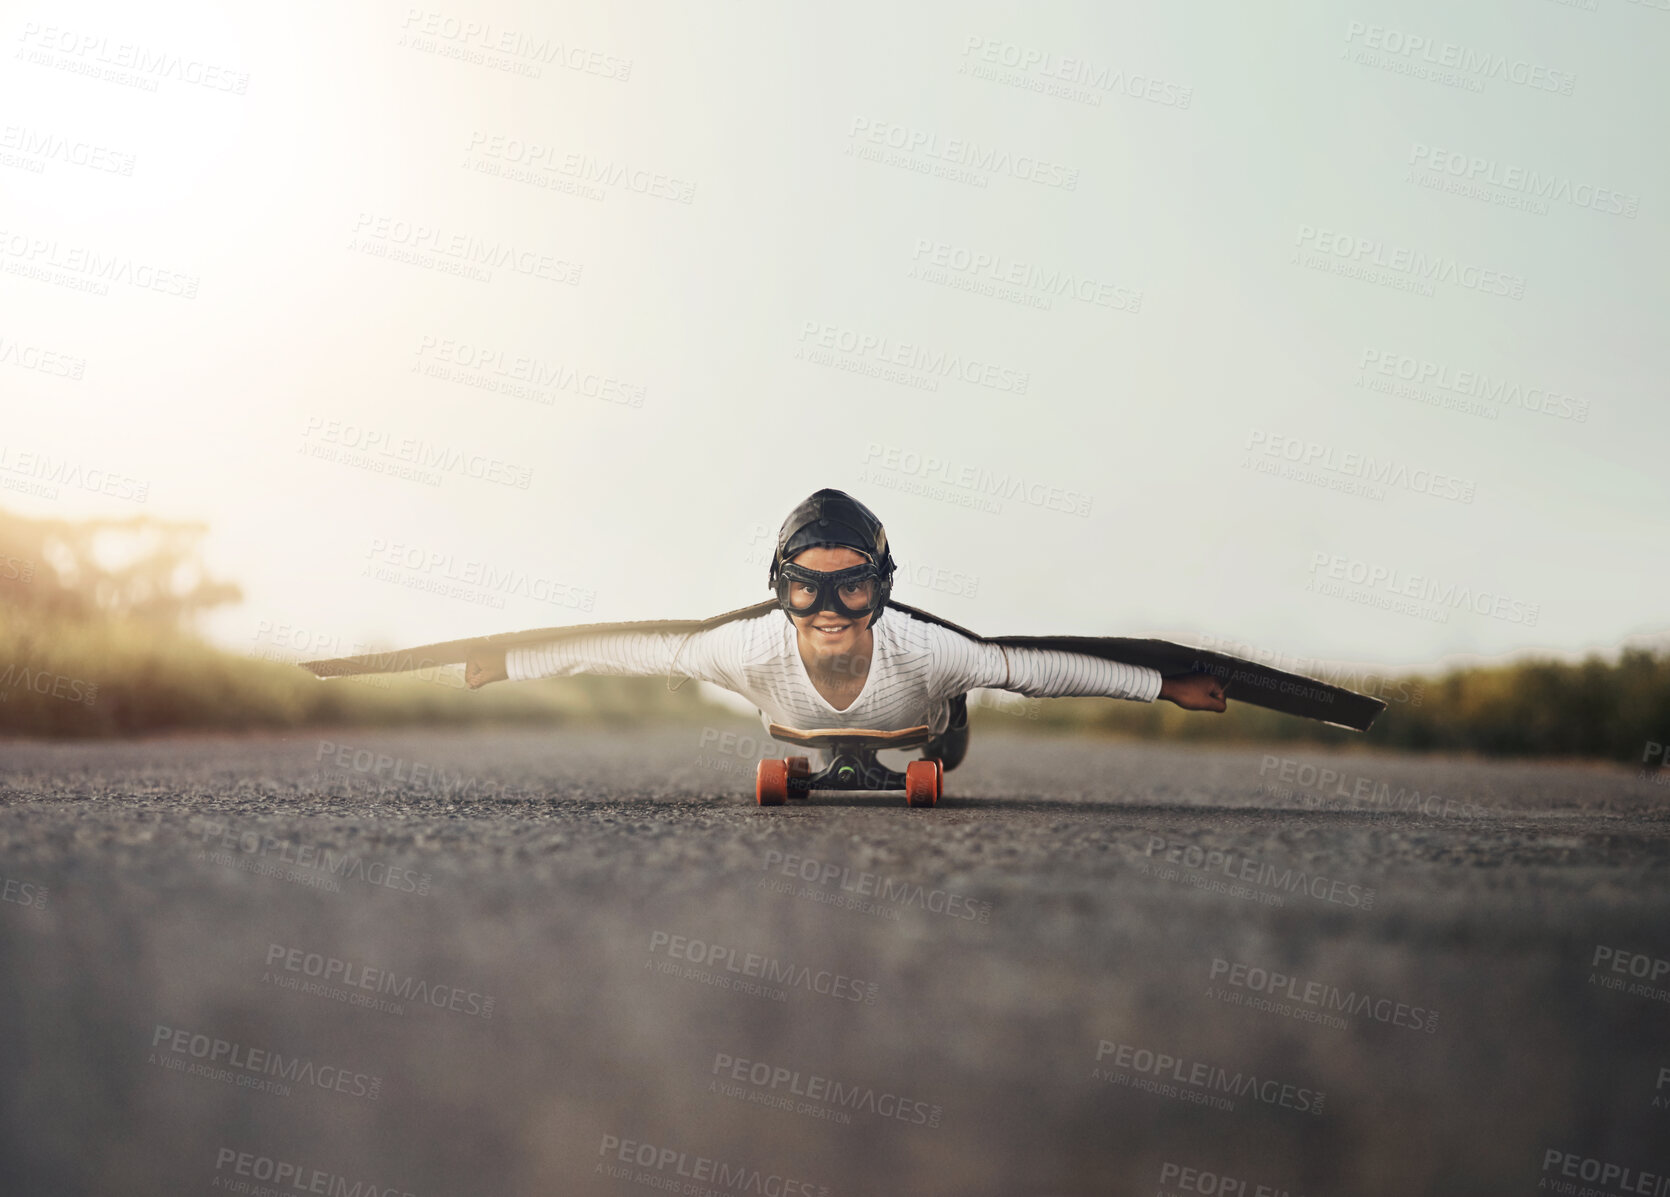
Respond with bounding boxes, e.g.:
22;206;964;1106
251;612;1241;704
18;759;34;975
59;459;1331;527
787;545;873;657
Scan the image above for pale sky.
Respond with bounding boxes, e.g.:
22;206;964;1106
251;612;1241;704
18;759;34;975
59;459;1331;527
2;0;1664;681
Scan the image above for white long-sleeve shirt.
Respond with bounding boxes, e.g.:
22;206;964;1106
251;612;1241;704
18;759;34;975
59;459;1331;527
506;608;1161;737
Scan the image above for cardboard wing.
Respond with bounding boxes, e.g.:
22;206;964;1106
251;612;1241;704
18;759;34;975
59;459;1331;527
300;598;1386;732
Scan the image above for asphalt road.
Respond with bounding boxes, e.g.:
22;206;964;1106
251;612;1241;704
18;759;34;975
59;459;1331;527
1;721;1667;1197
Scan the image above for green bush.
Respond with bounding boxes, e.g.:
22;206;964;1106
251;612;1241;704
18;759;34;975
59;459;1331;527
0;610;718;738
981;647;1670;764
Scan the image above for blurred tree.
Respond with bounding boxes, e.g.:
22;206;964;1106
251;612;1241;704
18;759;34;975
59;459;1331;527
0;506;241;629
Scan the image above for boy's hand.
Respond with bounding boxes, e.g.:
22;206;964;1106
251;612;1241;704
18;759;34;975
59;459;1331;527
465;648;508;690
1159;672;1228;712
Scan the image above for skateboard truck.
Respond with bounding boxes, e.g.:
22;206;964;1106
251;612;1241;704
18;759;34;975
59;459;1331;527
756;723;943;808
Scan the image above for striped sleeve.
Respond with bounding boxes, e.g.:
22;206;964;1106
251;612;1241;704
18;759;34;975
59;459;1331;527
920;621;1162;703
996;643;1162;702
505;618;752;689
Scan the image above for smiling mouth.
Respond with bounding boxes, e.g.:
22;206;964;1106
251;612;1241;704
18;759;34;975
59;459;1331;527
810;623;850;636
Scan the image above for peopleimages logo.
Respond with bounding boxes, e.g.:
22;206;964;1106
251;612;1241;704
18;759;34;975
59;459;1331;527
316;740;511;799
957;35;1195;109
0;334;86;380
848;117;1080;189
149;1024;381;1100
414;334;646;407
1141;835;1376;910
265;943;494;1018
1244;431;1477;503
301;416;533;489
212;1148;417;1197
797;320;1030;395
0;229;200;298
1307;552;1540;626
1641;740;1670;784
16;23;252;94
348;212;583;286
1341;22;1577;94
398;9;633;81
1092;1039;1325;1115
1209;957;1440;1033
0;445;148;503
1294;224;1525;299
1408;143;1638;218
1588;945;1670;1005
466;131;695;202
363;538;595;611
0;664;98;707
1257;754;1485;820
1;875;48;910
1359;349;1590;422
0;124;136;176
647;931;880;1003
192;818;433;896
909;237;1142;312
710;1051;944;1128
760;848;992;922
1155;1160;1300;1197
596;1134;828;1197
861;442;1093;517
1538;1150;1670;1197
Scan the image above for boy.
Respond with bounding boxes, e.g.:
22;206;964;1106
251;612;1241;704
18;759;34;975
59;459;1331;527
464;489;1227;770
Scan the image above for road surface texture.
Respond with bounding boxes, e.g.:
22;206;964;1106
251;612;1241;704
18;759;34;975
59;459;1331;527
1;721;1666;1197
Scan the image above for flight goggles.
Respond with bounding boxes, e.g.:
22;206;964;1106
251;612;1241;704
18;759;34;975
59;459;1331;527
773;561;887;619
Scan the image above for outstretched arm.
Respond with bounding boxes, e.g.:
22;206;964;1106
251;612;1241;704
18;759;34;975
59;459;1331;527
465;621;754;691
924;624;1228;712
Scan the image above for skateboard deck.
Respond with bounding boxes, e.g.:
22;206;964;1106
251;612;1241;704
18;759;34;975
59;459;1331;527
299;598;1388;732
766;723;935;750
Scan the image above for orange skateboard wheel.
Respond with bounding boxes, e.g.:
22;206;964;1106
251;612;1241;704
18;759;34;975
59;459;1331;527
784;756;810;801
756;759;789;806
904;760;938;808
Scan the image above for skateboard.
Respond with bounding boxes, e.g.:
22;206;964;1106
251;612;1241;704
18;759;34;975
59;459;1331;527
756;723;942;808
